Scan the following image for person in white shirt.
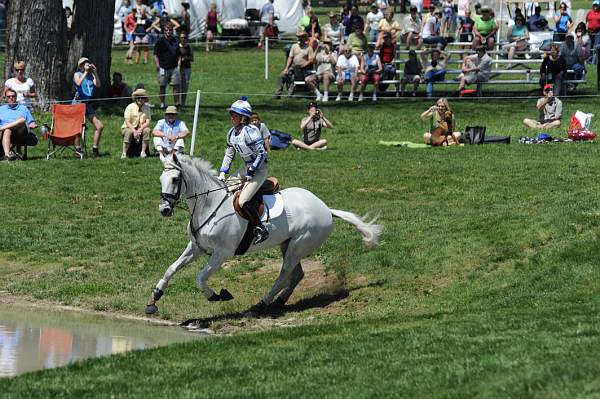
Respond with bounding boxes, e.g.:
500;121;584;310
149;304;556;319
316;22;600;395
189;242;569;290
335;45;360;101
4;61;36;108
365;4;383;43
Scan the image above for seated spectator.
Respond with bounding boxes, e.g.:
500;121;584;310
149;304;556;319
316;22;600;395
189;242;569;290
306;38;337;102
540;44;566;96
323;12;344;51
456;46;491;93
421;98;461;146
560;33;585;84
378;33;398;94
441;0;455;37
553;2;572;42
400;49;422;97
4;61;36;108
472;7;498;49
423;48;449;98
586;0;600;63
523;84;562;129
292;102;333;151
365;4;383;43
528;6;549;32
502;15;529;66
359;44;382;102
347;24;368;55
250;112;271;152
422;8;447;49
399;7;422;49
109;72;133;108
274;30;315;98
307;15;322;39
345;5;364;37
0;88;37;161
121;88;151;159
336;45;360;101
574;22;591;61
457;9;475;58
153;105;188;156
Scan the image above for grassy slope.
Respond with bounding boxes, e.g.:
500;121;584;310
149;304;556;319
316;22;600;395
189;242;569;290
1;48;600;397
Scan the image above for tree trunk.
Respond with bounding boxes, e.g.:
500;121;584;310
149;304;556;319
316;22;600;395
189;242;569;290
67;0;116;100
5;0;69;108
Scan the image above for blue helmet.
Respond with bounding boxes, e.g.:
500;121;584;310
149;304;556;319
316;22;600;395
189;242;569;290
229;96;252;118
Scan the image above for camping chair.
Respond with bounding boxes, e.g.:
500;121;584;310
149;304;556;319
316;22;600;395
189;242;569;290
47;103;86;160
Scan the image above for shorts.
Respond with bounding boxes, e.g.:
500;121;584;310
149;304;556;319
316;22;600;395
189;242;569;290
464;73;487;84
158;67;181;87
459;33;473;42
126;32;134;42
402;74;421;83
134;34;150;44
361;72;380;85
206;25;217;33
73;99;96;116
337;70;356;82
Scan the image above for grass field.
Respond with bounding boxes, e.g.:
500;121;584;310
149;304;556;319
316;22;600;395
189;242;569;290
1;46;600;397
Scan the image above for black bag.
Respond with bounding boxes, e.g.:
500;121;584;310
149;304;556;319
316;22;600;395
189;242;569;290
465;126;486;144
483;135;511;144
270;130;292;150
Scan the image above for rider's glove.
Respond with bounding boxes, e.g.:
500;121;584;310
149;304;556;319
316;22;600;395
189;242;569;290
218;172;226;181
245;174;253;181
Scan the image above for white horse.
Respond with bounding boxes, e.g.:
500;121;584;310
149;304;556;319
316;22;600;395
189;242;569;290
145;153;383;316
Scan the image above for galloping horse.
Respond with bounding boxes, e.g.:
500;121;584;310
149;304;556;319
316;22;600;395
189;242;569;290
145;153;382;316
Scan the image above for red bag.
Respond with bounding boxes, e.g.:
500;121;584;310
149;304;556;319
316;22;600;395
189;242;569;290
568;128;597;141
569;114;582;130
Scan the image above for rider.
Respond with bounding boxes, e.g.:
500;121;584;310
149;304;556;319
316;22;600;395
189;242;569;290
218;97;269;245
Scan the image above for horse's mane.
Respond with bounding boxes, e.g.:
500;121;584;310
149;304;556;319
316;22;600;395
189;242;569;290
179;155;219;182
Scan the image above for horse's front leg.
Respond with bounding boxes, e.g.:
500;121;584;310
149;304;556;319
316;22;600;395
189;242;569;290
145;241;204;314
196;250;235;302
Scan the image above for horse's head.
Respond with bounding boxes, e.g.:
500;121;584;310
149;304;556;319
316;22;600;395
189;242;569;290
159;153;183;217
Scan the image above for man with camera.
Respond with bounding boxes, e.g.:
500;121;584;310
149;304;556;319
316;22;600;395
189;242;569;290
522;84;562;129
292;102;333;151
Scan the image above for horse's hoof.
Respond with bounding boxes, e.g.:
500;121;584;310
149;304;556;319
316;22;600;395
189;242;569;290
208;292;220;302
145;304;159;315
271;297;286;310
219;288;234;301
244;300;267;317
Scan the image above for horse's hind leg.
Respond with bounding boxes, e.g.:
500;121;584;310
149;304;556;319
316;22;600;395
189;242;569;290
272;262;304;308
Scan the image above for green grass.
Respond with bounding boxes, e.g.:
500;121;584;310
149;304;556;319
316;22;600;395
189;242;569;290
2;47;600;397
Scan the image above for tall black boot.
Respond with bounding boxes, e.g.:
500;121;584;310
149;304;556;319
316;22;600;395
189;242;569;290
242;202;269;245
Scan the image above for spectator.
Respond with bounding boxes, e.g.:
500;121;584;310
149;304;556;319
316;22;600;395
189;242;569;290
250;112;271;152
65;6;73;33
292;101;333;150
422;8;447;49
73;57;103;157
323;12;345;51
154;23;181;108
457;0;470;19
5;61;36;108
358;44;382;101
400;49;422;97
134;6;153;64
553;2;572;42
400;7;422;49
421;98;461;146
205;3;219;52
153;105;188;155
586;0;600;63
108;72;133;108
423;48;449;98
410;0;423;13
151;10;181;37
366;4;383;43
540;44;566;96
472;7;498;49
441;0;455;37
306;38;337;102
152;0;165;15
523;84;562;129
180;1;191;35
336;45;360;101
457;9;475;58
118;0;133;43
178;33;194;107
345;5;364;37
258;0;276;49
528;6;549;32
456;46;491;93
124;8;137;64
0;88;37;161
274;30;315;99
376;0;388;13
121;88;151;159
574;22;591;61
307;15;322;39
347;24;368;54
502;15;529;66
378;33;398;95
560;33;585;84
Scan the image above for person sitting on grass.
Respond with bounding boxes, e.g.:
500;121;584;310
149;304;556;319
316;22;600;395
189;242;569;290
0;88;37;161
109;72;133;108
421;97;461;146
456;46;491;94
153;105;188;157
400;49;422;97
522;84;562;129
121;88;151;159
335;45;360;101
292;101;333;151
358;44;382;102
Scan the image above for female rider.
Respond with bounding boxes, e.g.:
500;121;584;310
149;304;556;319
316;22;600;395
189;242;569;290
218;97;269;245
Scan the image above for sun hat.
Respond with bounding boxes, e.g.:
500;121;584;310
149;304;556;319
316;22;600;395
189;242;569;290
165;105;178;114
78;57;90;66
132;88;148;100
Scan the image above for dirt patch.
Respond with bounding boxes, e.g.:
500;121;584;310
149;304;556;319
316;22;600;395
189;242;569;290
357;187;385;193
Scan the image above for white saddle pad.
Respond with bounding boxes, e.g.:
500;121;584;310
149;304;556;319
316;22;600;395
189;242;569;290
261;193;284;222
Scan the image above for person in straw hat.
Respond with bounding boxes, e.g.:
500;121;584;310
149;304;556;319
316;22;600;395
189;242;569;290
121;88;152;159
152;105;188;157
273;29;315;98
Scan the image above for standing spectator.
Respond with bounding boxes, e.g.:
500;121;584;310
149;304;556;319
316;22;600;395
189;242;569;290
472;7;498;49
553;2;572;42
124;8;137;64
153;105;188;156
422;8;447;49
306;38;337;102
73;57;103;157
178;33;194;107
456;46;492;93
108;72;132;108
258;0;275;48
0;88;37;161
274;30;315;98
118;0;133;43
560;33;585;84
400;49;422;97
335;45;360;101
574;22;591;61
323;12;345;50
292;101;333;150
540;45;566;96
366;4;383;43
423;48;449;98
586;0;600;63
151;10;181;39
205;3;219;52
502;15;529;66
441;0;455;37
400;7;422;49
180;1;191;34
5;61;36;108
528;6;549;32
358;44;382;102
457;0;470;19
134;6;153;64
376;0;388;13
121;88;151;159
154;23;181;108
152;0;165;15
523;84;562;129
307;15;322;39
348;24;368;55
250;112;271;152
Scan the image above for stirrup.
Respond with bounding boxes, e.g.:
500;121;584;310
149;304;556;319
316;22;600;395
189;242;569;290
252;226;269;245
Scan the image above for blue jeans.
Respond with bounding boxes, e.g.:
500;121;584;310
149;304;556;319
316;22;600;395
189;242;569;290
425;69;446;97
423;36;447;49
568;63;585;80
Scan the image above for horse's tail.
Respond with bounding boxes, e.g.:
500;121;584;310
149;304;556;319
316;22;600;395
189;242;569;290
330;209;383;250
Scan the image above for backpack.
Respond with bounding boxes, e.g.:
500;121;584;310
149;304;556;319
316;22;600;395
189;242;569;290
464;126;486;144
269;129;292;150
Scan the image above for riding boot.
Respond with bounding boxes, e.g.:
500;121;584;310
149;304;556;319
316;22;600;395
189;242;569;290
242;202;269;245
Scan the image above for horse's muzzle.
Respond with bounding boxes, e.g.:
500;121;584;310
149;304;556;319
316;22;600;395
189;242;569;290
159;199;174;217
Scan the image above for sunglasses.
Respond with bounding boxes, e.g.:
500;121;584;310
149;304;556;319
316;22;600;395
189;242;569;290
5;95;16;98
15;69;24;72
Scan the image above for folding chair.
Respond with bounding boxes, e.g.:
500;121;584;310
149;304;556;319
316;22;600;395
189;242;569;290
47;103;86;160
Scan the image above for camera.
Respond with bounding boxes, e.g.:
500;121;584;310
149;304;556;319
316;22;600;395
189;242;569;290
431;60;438;68
312;109;321;120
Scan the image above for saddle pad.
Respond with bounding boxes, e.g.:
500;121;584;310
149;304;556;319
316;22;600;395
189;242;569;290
261;193;284;222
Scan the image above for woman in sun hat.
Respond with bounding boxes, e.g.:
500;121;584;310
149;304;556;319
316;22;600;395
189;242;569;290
73;57;103;157
121;88;152;159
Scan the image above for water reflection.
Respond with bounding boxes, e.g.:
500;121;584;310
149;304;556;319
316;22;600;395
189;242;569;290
0;305;205;377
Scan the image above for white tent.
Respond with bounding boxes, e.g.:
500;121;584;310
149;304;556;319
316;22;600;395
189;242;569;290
64;0;303;40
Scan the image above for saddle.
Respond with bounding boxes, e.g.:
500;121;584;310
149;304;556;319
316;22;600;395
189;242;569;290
233;177;280;220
